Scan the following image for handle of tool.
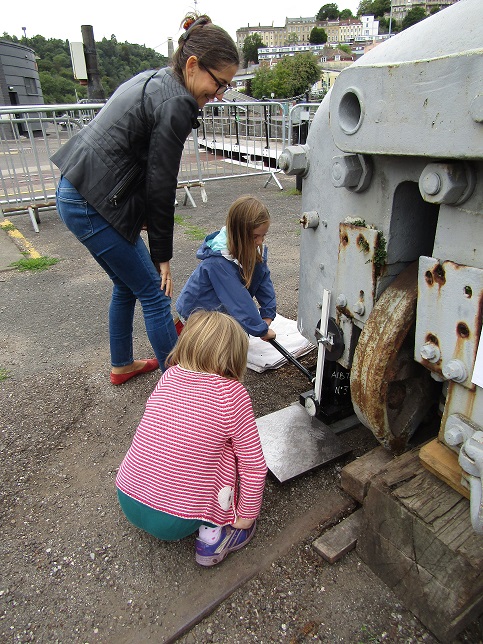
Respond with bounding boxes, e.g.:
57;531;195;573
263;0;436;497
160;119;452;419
268;339;314;382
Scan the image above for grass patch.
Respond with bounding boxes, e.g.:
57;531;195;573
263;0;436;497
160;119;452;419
10;256;60;271
284;188;302;196
0;368;10;382
174;214;206;241
1;221;16;232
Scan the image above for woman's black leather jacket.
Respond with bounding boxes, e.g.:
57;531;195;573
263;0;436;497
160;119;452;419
51;68;199;264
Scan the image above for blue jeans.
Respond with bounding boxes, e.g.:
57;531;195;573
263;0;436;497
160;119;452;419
55;176;178;368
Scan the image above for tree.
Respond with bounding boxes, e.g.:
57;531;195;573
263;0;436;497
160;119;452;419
251;53;320;100
309;27;328;44
242;33;265;67
340;9;354;19
338;43;352;55
286;32;299;45
402;6;427;29
356;0;390;17
0;32;167;104
317;3;340;20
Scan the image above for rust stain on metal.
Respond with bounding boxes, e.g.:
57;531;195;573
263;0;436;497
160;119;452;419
433;263;446;286
336;305;353;319
425;270;434;286
456;322;470;339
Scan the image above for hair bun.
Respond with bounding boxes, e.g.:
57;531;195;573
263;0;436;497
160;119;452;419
183;17;196;30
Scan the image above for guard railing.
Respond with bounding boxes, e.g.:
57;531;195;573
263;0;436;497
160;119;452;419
0;100;320;230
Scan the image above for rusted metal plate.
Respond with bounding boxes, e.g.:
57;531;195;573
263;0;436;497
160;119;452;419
335;223;380;325
415;257;483;391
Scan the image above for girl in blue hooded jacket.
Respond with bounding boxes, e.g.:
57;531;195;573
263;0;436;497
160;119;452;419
176;195;276;340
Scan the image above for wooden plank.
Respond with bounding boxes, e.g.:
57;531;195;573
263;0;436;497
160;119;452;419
378;448;421;487
312;508;363;564
419;439;470;499
340;446;393;503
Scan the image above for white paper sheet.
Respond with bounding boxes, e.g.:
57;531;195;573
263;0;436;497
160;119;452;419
247;314;315;373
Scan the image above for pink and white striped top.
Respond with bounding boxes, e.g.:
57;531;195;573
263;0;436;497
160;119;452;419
116;364;267;526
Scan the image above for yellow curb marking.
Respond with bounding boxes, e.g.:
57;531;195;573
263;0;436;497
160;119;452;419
1;218;41;259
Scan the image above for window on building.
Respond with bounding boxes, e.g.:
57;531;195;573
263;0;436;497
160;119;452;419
24;77;38;95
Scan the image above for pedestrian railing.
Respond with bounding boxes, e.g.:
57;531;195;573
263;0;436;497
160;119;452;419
0;100;320;230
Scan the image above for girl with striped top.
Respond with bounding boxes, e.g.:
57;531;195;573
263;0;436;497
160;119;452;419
116;310;267;566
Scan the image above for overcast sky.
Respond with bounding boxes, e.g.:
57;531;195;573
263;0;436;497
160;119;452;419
3;0;361;58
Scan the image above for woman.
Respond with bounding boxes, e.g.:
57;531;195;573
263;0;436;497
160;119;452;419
52;15;239;385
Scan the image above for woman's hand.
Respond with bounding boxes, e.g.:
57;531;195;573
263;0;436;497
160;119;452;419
232;517;255;530
158;261;173;298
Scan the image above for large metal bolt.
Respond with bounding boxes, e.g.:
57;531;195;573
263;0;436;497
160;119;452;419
470;95;483;123
353;301;365;315
419;163;475;205
277;144;310;176
445;414;474;447
442;359;468;383
421;173;441;196
331;155;363;188
420;343;441;363
300;211;319;229
331;154;372;192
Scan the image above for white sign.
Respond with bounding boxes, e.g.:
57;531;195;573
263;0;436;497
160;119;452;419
472;336;483;389
69;42;87;81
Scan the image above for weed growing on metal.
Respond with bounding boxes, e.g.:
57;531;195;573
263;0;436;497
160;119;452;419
373;232;387;268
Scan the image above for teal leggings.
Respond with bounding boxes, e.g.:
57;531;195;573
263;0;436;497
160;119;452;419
117;490;209;541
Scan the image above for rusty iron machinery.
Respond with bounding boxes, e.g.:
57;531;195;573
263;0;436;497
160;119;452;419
279;0;483;525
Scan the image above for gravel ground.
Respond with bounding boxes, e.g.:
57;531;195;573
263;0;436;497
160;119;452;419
1;173;481;643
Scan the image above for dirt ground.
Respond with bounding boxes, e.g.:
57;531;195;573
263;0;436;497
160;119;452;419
1;173;481;643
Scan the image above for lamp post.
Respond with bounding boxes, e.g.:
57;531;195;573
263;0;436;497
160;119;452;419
388;0;393;36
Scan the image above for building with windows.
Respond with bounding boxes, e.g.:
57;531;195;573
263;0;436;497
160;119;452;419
237;15;379;57
258;44;332;63
0;40;43;108
390;0;460;21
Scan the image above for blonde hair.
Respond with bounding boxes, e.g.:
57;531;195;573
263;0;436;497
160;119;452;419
226;195;270;288
167;310;248;381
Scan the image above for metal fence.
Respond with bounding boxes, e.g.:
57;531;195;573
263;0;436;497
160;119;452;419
0;100;320;230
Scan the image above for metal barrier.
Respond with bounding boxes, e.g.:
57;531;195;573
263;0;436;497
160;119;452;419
288;103;321;146
0;100;321;230
0;104;102;231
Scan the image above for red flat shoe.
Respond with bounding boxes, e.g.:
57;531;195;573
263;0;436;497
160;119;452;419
110;359;159;385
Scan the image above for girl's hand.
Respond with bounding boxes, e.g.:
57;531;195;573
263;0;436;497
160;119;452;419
158;261;173;298
232;517;255;530
261;327;276;341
